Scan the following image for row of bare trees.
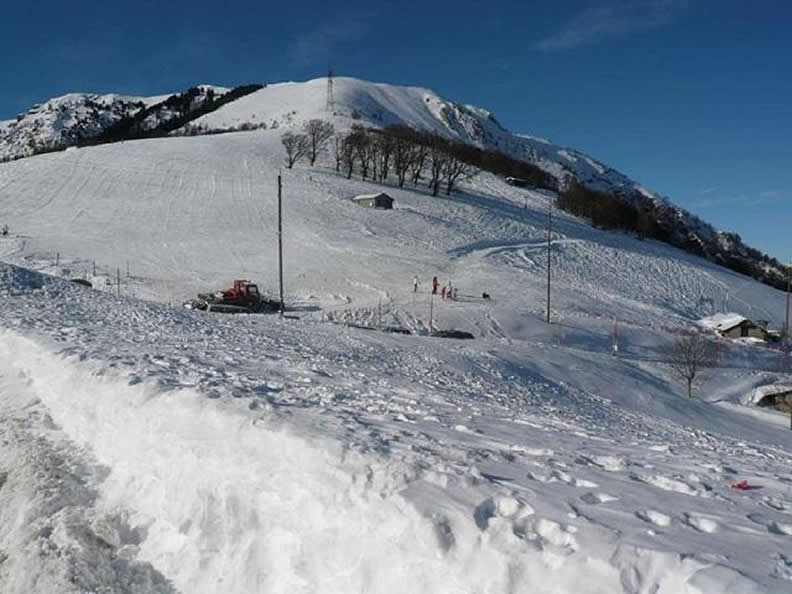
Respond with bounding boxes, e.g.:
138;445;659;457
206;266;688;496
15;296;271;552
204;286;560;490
281;121;479;197
281;119;336;168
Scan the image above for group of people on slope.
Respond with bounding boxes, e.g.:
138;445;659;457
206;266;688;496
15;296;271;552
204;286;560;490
413;275;457;300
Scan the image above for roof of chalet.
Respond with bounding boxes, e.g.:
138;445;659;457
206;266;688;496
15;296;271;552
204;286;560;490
697;312;750;333
742;384;792;406
353;192;393;201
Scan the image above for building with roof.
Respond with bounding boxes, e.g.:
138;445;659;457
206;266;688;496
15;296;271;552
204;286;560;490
352;192;394;210
697;312;769;340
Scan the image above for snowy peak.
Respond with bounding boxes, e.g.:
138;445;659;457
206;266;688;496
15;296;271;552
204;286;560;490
0;85;234;162
0;92;163;161
187;77;640;195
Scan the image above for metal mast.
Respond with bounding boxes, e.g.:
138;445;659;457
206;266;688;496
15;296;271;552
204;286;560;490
326;69;334;113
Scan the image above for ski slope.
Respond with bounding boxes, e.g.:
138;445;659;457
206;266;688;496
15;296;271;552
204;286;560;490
1;82;792;592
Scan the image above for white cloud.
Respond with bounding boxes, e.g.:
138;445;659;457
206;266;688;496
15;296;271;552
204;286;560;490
537;1;688;51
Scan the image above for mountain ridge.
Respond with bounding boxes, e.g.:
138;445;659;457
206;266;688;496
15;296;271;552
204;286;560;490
1;76;787;290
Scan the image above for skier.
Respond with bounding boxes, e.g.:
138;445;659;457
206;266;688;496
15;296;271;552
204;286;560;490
441;286;447;299
432;276;439;295
413;275;419;293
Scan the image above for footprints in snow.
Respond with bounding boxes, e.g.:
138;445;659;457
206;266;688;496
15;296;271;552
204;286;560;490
473;495;579;555
747;513;792;536
522;456;621;506
636;510;671;528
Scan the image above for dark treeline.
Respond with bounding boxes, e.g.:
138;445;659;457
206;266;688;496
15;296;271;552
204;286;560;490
557;180;790;291
78;84;264;146
377;124;556;193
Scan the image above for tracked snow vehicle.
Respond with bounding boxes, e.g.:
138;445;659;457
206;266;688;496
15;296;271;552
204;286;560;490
185;280;280;314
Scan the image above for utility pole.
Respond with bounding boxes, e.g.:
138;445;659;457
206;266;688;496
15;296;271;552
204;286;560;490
278;174;284;316
785;263;790;346
546;199;552;324
428;292;434;335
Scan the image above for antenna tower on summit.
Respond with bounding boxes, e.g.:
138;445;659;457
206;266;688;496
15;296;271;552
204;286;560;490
326;69;335;113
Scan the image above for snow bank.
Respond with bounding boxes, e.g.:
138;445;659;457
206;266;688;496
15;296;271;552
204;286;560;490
2;329;766;593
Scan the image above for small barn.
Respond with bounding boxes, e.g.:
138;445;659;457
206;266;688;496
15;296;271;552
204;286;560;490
697;312;769;340
353;192;394;210
744;384;792;414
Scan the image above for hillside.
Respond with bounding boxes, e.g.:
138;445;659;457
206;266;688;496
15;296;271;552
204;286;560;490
0;85;233;162
1;78;792;593
2;76;786;290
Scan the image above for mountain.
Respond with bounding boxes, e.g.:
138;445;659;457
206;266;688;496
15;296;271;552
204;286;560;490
2;76;792;593
1;76;786;290
0;84;238;162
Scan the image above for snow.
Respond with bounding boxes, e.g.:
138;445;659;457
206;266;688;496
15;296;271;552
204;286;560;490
698;312;748;332
1;79;792;593
353;192;391;200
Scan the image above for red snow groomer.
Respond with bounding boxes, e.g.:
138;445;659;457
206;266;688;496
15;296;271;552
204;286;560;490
185;280;280;314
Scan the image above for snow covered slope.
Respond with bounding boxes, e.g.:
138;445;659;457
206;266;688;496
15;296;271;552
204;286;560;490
0;86;228;162
2;259;792;593
187;77;789;288
190;77;629;193
2;78;792;592
2;77;786;287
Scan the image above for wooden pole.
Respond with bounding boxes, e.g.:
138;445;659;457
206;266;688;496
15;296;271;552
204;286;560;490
429;292;434;335
546;199;552;324
278;174;284;315
785;265;790;345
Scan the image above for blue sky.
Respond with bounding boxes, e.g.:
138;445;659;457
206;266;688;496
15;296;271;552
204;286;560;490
1;0;789;262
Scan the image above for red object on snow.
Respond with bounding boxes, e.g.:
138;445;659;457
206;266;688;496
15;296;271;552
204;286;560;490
730;479;749;490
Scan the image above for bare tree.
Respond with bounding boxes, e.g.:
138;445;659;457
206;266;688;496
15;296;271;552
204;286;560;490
442;154;478;195
376;133;395;181
281;131;309;168
409;143;428;185
392;136;415;188
666;331;719;398
366;139;380;181
427;134;448;197
347;125;372;179
302;119;335;166
332;134;344;172
341;134;356;179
